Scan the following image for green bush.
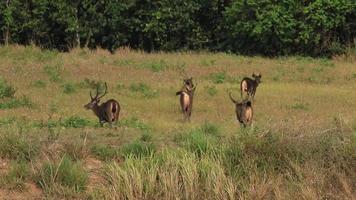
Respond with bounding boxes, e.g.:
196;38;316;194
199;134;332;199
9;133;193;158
210;72;226;84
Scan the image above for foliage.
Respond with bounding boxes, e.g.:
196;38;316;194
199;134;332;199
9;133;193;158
0;0;355;56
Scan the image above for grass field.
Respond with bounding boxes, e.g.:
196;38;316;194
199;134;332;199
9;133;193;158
0;45;355;199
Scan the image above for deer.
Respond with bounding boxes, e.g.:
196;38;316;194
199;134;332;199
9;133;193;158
228;92;253;127
240;73;262;100
176;77;197;121
84;83;120;127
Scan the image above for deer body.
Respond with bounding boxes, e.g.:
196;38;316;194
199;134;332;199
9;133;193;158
176;78;196;121
84;83;120;126
240;73;262;99
229;92;253;127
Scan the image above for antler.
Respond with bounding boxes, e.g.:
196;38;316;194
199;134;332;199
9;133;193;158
90;82;108;100
97;82;108;99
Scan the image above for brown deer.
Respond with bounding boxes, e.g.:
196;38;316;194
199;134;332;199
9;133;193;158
229;92;253;127
240;73;262;100
176;77;197;121
84;83;120;127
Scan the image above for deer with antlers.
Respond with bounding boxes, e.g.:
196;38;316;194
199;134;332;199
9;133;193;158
240;73;262;100
84;83;120;127
176;77;197;121
229;92;253;127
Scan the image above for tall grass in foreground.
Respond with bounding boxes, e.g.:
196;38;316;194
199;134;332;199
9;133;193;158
100;128;355;200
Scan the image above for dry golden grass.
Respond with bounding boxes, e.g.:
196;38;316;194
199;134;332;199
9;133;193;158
0;45;355;199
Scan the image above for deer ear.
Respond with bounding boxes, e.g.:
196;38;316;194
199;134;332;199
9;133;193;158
252;73;256;77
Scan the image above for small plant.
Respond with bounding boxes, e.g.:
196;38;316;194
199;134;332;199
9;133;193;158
90;144;119;161
210;72;226;84
121;140;155;159
43;64;63;82
62;83;76;94
33;80;46;88
206;86;218;96
129;82;158;98
36;156;88;193
0;77;16;99
1;161;30;191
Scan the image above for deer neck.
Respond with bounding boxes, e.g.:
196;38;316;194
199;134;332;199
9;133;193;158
92;103;103;118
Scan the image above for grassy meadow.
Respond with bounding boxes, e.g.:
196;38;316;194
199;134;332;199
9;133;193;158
0;45;355;199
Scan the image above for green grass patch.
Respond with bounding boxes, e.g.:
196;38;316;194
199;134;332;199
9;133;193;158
0;77;16;99
90;144;119;161
118;117;150;131
43;63;63;82
121;140;155;159
129;82;158;98
205;85;218;96
0;161;30;191
0;95;33;109
62;82;77;94
141;59;167;72
210;72;226;84
32;80;46;88
0;133;40;161
36;155;88;194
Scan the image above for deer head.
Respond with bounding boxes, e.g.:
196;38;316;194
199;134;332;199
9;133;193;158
252;73;262;84
84;82;108;109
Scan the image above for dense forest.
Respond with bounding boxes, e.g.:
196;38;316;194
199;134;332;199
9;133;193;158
0;0;355;56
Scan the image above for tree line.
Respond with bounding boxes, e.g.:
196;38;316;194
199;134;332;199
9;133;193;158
0;0;355;56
